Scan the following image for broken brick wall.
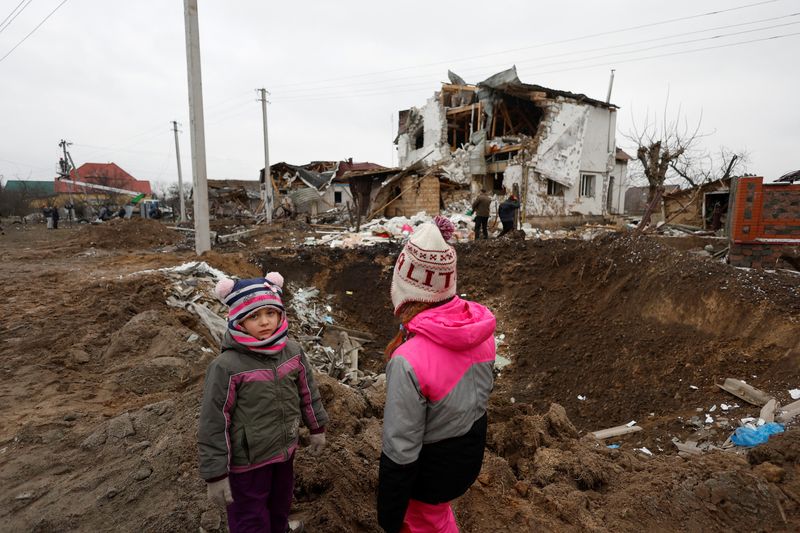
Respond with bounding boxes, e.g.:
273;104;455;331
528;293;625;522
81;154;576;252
383;174;440;218
728;176;800;269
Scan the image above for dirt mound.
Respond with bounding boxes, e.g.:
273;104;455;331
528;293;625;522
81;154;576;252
453;235;800;438
2;228;800;532
70;218;182;250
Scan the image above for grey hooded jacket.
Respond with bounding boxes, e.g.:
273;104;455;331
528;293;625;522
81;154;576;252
198;333;328;481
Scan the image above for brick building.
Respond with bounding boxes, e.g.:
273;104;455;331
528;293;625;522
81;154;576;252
727;176;800;269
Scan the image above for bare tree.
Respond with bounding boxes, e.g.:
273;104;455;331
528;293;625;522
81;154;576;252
669;146;748;187
625;101;709;230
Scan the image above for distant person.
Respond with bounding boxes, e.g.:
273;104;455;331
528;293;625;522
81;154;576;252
43;206;53;229
378;217;496;533
497;193;520;237
98;205;109;221
471;188;491;240
199;272;327;533
51;205;60;229
64;202;75;224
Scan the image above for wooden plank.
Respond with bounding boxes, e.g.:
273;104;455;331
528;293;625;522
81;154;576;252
716;378;774;406
446;103;480;116
500;101;514;136
777;399;800;423
760;398;778;423
591;424;642;440
441;83;478;92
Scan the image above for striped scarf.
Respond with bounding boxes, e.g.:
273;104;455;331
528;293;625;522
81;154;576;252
228;315;289;355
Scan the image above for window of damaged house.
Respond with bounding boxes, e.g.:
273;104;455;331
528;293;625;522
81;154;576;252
580;174;596;197
334;191;342;204
547;179;565;196
414;130;424;150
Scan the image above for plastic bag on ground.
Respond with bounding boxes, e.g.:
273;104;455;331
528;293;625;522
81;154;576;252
730;422;784;447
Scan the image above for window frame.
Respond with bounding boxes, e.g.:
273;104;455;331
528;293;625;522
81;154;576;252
580;174;596;198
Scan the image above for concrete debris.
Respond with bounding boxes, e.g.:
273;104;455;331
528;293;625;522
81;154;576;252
295;210;619;248
591;423;642;440
760;398;778;424
777;399;800;423
716;377;774;406
286;283;380;388
494;354;511;370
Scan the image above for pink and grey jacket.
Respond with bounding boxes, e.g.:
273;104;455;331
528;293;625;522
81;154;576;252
378;296;496;533
198;334;328;482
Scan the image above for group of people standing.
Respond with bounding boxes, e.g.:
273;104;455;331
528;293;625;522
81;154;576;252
199;216;496;533
42;203;76;229
471;189;520;240
42;205;60;229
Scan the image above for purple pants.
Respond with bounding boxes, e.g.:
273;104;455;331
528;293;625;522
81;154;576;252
227;456;294;533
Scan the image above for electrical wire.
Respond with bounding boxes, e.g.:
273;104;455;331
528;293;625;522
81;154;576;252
0;0;30;33
267;0;783;91
271;12;800;99
0;0;68;64
271;30;800;104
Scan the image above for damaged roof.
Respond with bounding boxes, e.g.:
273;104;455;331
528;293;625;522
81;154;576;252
454;66;618;109
776;170;800;183
616;148;632;161
335;160;388;179
269;162;332;191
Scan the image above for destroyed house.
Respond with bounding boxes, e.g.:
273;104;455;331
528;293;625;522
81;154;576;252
396;67;626;222
265;160;387;216
207;179;261;217
662;177;733;230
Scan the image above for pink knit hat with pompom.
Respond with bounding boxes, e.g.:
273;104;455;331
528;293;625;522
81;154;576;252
214;272;285;324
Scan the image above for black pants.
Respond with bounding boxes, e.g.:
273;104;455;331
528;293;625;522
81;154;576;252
474;216;488;239
498;219;514;237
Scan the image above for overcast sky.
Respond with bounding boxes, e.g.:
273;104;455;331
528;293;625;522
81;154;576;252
1;0;798;189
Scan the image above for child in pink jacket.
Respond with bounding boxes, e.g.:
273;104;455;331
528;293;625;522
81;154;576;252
378;217;497;533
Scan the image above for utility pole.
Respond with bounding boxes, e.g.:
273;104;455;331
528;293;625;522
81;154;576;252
257;88;273;224
172;121;187;223
58;139;75;222
183;0;211;254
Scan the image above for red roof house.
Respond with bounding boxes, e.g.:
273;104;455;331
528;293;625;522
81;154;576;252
54;162;152;194
335;159;387;179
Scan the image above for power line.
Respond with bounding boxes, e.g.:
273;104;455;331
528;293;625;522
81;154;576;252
271;31;800;104
268;0;783;91
0;0;30;32
0;0;68;65
0;0;34;35
272;12;800;99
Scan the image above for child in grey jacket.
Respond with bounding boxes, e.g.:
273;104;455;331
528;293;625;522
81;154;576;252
199;272;328;533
